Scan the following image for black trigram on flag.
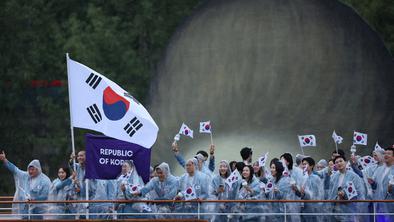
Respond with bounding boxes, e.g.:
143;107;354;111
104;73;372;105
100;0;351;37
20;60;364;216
124;117;143;137
85;73;102;89
87;104;102;123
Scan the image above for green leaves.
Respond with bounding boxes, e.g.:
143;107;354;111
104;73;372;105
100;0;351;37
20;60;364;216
340;0;394;54
0;0;202;195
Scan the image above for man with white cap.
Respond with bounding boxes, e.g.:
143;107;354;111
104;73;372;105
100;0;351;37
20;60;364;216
0;150;51;219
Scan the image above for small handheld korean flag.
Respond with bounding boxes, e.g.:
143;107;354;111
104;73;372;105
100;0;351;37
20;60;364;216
353;131;367;145
374;141;384;152
344;181;357;200
199;121;212;134
173;134;180;142
66;55;158;148
142;205;152;212
357;156;376;169
346;161;354;172
258;152;269;168
332;131;343;144
225;170;241;188
184;186;197;200
179;123;193;138
281;159;290;177
298;135;316;147
265;180;274;193
129;184;143;194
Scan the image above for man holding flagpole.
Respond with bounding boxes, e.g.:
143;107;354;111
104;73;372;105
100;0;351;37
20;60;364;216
66;54;159;219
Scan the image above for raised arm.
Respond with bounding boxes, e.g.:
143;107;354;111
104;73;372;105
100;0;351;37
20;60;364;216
172;142;186;168
0;150;26;177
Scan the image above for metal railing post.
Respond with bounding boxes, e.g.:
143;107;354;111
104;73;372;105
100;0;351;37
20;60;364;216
27;203;30;220
373;202;376;222
197;201;201;219
284;203;287;222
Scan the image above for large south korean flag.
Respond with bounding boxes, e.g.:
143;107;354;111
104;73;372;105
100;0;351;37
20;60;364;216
67;55;159;148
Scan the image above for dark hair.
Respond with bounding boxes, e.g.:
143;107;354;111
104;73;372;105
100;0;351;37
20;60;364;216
332;149;345;157
271;160;284;183
196;150;208;158
229;161;237;172
153;163;160;171
235;162;245;173
269;157;279;166
385;146;394;154
242;165;254;183
302;157;315;168
280;153;293;170
333;155;346;163
240;147;253;160
59;165;71;179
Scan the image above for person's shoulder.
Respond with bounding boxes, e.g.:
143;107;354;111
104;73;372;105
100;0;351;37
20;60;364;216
149;177;160;183
310;173;321;181
40;173;52;184
167;175;178;182
278;176;290;184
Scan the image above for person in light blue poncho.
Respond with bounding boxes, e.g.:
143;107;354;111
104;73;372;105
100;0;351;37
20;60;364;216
176;158;210;219
69;150;98;218
135;162;179;219
46;166;74;220
328;155;365;222
115;160;147;219
0;151;51;220
281;153;304;222
293;157;323;222
266;159;292;222
233;165;261;222
172;142;215;172
369;146;394;222
210;160;237;222
89;179;116;219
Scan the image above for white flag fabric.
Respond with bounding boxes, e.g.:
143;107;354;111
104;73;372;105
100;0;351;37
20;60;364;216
225;170;241;188
346;161;354;172
129;184;143;194
344;181;357;200
179;123;193;138
357;156;376;169
258;152;269;167
374;141;384;151
66;55;159;148
298;135;316;147
199;121;212;134
173;134;180;141
353;131;367;145
184;186;197;200
332;131;343;144
281;159;290;177
264;180;274;193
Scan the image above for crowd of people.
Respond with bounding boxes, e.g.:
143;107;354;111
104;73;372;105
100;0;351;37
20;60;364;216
0;142;393;221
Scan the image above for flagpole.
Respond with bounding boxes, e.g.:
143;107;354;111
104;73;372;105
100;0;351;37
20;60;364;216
335;142;338;154
209;131;214;145
85;179;89;219
66;53;77;172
